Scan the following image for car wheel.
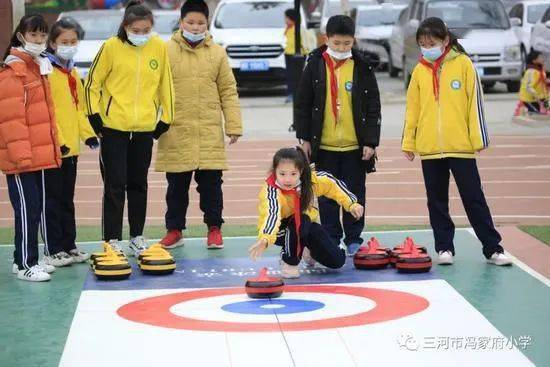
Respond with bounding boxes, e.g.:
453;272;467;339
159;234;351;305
388;55;399;78
506;80;521;93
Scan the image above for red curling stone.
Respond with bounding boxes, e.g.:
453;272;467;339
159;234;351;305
396;243;432;273
245;267;284;299
353;237;391;270
390;237;427;267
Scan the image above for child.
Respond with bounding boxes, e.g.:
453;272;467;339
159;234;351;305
46;19;99;263
248;147;364;278
156;0;242;250
519;50;549;114
0;15;62;281
401;17;511;266
85;0;175;256
294;15;381;257
283;8;308;104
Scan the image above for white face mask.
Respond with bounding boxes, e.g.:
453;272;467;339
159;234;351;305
127;32;151;47
182;29;206;43
17;33;46;57
326;47;352;60
56;45;78;60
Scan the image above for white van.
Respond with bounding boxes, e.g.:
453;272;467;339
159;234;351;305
210;0;315;86
402;0;523;92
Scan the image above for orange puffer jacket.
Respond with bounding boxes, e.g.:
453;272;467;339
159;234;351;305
0;49;61;175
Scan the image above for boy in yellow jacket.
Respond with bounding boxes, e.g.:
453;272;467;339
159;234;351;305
402;17;511;267
46;19;99;264
85;1;175;256
248;147;364;278
156;0;242;250
519;50;549;114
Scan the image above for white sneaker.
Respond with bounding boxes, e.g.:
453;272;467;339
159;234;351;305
42;252;74;267
302;247;316;267
437;251;454;265
107;239;124;253
129;236;148;257
13;262;55;274
487;252;513;266
17;265;51;282
12;263;18;274
68;249;91;263
280;261;300;279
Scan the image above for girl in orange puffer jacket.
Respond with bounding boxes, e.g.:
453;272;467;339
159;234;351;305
0;15;64;282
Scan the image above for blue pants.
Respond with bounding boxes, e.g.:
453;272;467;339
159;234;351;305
7;170;63;270
421;158;503;258
316;149;366;247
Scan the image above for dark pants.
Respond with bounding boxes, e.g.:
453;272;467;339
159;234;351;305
100;129;153;240
285;54;297;97
7;170;63;270
523;101;541;113
165;170;224;231
275;215;345;268
40;168;64;256
58;156;78;252
316;149;366;247
421;158;503;259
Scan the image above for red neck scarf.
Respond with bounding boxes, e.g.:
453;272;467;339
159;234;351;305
55;65;78;106
418;46;451;100
322;51;348;124
527;64;548;93
266;173;303;256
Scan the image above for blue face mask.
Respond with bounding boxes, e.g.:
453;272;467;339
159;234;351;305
182;29;206;43
127;32;151;47
421;46;444;61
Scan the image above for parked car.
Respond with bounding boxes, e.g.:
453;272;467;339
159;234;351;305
320;0;377;33
355;3;407;69
401;0;523;92
509;0;550;58
530;4;550;72
58;9;179;78
388;6;410;77
210;0;315;87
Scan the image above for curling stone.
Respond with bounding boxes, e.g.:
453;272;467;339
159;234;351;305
245;267;284;299
91;245;131;280
389;237;426;267
353;237;391;270
395;243;432;273
138;244;176;275
90;242;125;263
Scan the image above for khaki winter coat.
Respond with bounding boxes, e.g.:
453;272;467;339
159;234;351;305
156;32;242;172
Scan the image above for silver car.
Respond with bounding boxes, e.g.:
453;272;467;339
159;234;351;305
530;5;550;73
401;0;523;92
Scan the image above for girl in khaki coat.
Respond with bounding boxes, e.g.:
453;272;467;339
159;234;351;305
156;0;242;249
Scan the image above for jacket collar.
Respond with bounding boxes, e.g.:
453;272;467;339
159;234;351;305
3;48;37;77
46;52;74;70
171;30;213;51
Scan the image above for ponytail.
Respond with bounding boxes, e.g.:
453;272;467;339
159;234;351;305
117;0;154;43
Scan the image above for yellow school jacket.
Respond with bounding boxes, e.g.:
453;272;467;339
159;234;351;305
85;36;175;132
284;25;308;55
257;170;360;246
49;65;95;157
520;67;548;103
402;50;489;159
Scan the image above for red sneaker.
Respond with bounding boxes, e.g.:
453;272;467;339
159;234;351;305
207;226;224;249
160;230;184;249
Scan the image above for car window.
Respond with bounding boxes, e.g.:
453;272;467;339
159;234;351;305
543;7;550;22
399;7;408;22
214;2;290;28
416;1;424;19
425;0;510;29
527;4;550;24
409;0;418;19
357;7;404;26
509;4;522;19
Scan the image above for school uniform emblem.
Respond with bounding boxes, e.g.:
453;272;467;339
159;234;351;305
149;59;159;70
345;81;353;92
451;80;461;90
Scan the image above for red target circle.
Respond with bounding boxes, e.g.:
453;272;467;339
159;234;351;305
117;285;429;332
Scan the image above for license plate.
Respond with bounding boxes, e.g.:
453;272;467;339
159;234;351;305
476;67;484;76
240;60;269;72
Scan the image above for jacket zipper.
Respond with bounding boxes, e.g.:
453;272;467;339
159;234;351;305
134;49;141;131
436;67;443;156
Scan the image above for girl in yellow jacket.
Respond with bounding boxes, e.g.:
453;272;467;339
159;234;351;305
519;50;548;114
402;17;511;267
248;147;364;278
85;0;175;256
46;19;99;264
155;0;242;250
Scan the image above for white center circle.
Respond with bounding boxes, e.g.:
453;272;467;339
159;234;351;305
260;304;286;309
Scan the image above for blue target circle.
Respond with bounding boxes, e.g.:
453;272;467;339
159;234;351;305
221;299;325;315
